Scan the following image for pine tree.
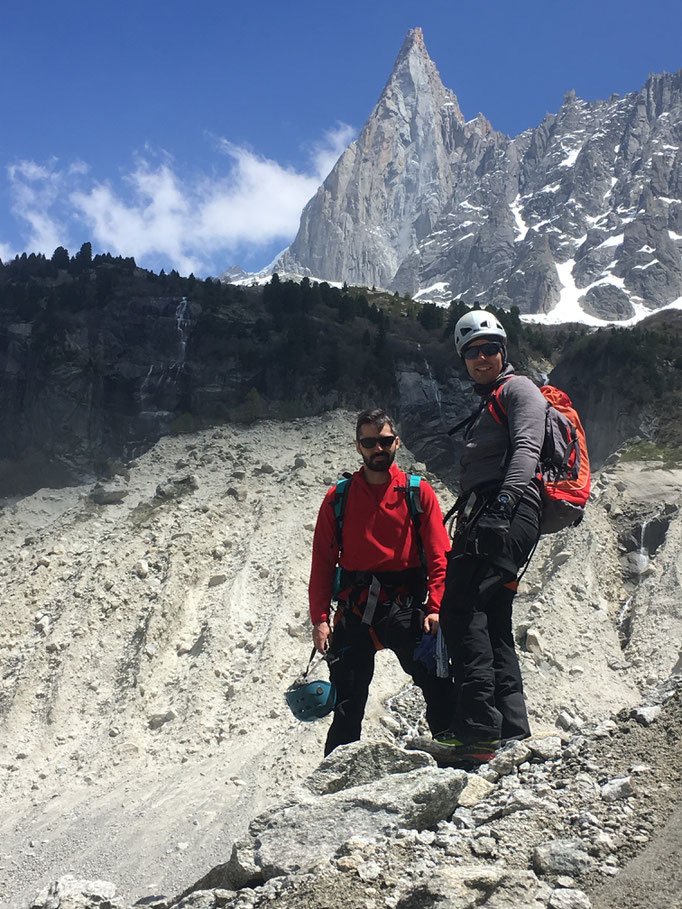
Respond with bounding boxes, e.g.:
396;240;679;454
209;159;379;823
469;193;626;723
51;246;70;269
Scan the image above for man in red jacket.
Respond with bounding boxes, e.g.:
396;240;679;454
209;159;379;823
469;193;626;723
309;408;454;755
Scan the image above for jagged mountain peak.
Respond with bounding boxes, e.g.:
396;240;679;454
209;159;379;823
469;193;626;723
379;26;464;123
391;26;436;76
363;28;467;155
398;25;426;53
276;29;494;288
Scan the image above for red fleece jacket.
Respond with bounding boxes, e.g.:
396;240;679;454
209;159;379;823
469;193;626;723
308;463;450;624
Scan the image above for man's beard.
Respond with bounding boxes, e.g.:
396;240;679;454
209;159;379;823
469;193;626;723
362;449;395;472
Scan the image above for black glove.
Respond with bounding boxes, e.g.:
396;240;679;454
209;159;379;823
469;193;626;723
472;493;514;557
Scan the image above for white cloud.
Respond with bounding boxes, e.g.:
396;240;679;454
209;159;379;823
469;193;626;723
198;141;324;247
72;163;200;275
6;159;88;255
4;123;356;275
0;241;17;263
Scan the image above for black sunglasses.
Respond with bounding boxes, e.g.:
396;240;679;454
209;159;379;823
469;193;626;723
358;435;397;450
463;341;503;360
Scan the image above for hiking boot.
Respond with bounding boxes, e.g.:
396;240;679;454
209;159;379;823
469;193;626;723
433;732;498;764
452;740;498;764
406;732;498;767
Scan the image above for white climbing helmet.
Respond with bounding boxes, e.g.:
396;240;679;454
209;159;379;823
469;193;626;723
454;310;507;356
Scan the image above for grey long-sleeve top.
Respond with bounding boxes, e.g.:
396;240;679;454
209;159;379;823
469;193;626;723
459;364;547;505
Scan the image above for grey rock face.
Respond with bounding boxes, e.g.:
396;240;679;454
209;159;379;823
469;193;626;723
278;34;682;322
393;867;552;908
580;284;635;321
302;740;434;795
533;839;595;876
30;876;120;909
218;265;249;282
221;753;468;888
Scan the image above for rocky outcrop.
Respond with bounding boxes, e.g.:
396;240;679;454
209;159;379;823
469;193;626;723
30;877;121;909
191;743;467;891
169;680;681;909
4;250;680;499
276;35;682;322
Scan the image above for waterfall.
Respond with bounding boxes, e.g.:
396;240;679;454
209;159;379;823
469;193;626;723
422;356;442;415
137;297;192;427
175;297;190;365
631;518;650;574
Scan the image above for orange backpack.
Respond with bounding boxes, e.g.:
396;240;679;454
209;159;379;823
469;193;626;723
488;382;591;534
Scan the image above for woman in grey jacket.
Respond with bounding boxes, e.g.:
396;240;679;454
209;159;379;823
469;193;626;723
437;310;547;765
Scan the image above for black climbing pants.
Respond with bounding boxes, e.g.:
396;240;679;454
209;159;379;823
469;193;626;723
324;599;455;756
439;498;540;744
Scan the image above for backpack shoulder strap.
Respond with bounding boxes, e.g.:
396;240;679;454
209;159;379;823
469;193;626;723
448;376;515;436
406;473;424;518
486;375;519;425
487;384;508;425
403;473;427;568
331;472;353;551
333;471;427;564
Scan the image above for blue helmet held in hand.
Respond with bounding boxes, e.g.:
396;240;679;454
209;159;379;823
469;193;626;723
285;679;336;722
285;647;336;721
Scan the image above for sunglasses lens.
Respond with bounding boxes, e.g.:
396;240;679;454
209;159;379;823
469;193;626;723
464;342;501;359
359;436;395;449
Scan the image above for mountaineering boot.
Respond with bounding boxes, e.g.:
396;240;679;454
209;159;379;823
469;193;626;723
405;731;499;767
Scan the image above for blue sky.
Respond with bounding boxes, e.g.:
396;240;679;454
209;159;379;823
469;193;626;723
2;0;681;277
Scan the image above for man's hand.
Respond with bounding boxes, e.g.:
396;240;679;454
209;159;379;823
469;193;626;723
423;612;439;635
473;494;514;557
312;620;331;654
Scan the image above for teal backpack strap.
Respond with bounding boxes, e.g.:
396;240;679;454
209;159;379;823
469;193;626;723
332;473;353;551
405;473;426;568
406;473;423;518
331;473;353;599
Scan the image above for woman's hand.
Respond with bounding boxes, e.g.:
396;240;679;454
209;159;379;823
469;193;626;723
474;494;514;556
